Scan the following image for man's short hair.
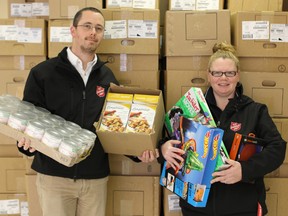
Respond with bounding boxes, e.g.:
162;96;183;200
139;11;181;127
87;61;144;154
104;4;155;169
73;7;103;27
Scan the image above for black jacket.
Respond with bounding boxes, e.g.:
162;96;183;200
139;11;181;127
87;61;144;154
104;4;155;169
18;47;118;179
161;84;286;216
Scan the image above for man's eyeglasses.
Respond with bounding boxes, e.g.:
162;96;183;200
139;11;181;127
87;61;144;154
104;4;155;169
76;24;104;33
209;71;238;77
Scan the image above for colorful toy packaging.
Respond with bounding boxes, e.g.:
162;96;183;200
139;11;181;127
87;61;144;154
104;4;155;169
160;87;229;207
160;116;223;207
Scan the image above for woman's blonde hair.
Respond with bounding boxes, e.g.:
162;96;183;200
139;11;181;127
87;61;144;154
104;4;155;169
208;42;240;71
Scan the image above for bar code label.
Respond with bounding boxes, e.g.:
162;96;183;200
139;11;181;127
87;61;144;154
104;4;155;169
242;21;269;40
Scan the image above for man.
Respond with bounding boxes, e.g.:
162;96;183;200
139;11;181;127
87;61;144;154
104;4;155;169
17;7;156;216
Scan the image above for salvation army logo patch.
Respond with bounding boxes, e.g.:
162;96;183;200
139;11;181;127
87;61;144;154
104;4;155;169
96;86;105;97
230;122;241;132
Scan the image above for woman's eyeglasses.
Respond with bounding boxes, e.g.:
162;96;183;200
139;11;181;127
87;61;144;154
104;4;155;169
209;71;238;77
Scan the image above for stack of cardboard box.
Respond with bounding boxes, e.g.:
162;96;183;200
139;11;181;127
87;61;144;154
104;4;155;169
229;1;288;215
164;0;230;111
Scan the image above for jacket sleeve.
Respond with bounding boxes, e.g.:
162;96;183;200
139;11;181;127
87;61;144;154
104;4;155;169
241;104;287;182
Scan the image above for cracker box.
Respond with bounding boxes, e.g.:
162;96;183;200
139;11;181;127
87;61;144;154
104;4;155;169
96;84;165;156
160;116;224;207
165;87;229;171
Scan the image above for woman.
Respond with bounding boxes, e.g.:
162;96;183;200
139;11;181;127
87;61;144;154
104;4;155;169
158;42;286;215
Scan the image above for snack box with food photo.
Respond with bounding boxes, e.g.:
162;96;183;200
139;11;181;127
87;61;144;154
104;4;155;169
160;116;224;207
165;87;229;171
96;84;165;156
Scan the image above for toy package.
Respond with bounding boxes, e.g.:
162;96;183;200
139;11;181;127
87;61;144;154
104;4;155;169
160;116;224;207
165;87;229;170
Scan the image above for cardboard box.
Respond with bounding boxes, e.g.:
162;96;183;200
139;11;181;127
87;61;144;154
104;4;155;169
227;0;283;14
164;70;209;110
114;69;159;89
0;124;89;167
106;176;160;216
98;9;160;55
231;11;288;57
163;188;182;216
169;0;224;10
106;0;159;9
48;0;103;19
99;54;159;71
0;18;47;56
48;19;72;58
166;56;210;71
0;0;25;19
239;57;288;73
0;56;46;70
272;118;288;163
165;10;230;56
0;70;29;97
0;158;26;193
0;145;22;157
0;193;27;216
264;178;288;216
25;175;42;216
240;72;288;117
109;154;161;176
24;156;37;175
96;84;165;156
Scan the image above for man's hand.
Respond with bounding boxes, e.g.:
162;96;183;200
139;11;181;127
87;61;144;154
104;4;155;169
18;137;36;153
138;149;159;163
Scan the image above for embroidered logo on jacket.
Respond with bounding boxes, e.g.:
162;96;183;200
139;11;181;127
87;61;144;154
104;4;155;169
230;122;241;132
96;86;105;97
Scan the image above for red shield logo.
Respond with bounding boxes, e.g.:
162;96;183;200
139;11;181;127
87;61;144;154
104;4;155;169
230;122;241;132
96;86;105;97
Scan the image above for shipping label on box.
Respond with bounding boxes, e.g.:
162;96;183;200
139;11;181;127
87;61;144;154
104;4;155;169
160;117;223;207
169;0;223;10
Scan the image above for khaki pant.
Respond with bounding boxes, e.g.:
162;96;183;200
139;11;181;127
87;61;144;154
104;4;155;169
36;173;108;216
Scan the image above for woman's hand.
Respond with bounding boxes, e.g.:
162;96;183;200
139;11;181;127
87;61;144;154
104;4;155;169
211;159;242;184
161;140;185;170
138;149;159;163
17;137;36;153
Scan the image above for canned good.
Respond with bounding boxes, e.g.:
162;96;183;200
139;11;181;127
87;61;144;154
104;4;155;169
41;128;63;149
0;106;12;124
69;135;90;157
55;126;74;138
49;114;65;126
62;121;81;134
17;101;35;111
58;138;81;158
8;111;37;131
76;129;96;151
24;119;47;140
33;106;51;117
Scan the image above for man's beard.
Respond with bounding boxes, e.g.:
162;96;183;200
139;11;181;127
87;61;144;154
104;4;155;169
80;43;98;54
